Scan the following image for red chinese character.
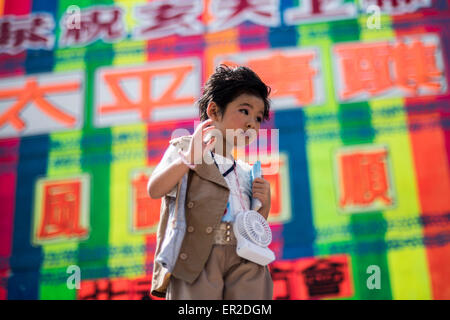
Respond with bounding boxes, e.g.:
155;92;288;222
129;276;154;300
361;0;432;15
60;6;124;47
270;261;295;300
270;255;353;300
0;77;80;132
300;257;351;299
210;0;279;31
393;38;443;94
265;172;280;217
78;276;159;300
335;36;445;100
132;173;160;231
134;0;203;40
338;148;393;209
284;0;356;25
247;51;317;105
78;278;126;300
0;14;54;54
335;42;393;99
38;180;88;241
99;63;196;121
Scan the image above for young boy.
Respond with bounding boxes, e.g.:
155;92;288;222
148;65;273;300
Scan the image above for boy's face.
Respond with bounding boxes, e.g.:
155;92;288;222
207;93;265;149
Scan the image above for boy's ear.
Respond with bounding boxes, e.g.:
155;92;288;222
206;101;222;121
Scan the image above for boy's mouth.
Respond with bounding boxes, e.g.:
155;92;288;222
237;129;252;137
237;129;257;144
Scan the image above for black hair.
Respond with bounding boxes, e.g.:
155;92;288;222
198;64;271;122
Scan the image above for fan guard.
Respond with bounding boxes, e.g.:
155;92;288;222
235;210;272;247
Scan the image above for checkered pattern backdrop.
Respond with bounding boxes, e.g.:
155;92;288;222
0;0;449;300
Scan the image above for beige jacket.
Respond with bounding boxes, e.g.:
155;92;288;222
151;135;231;298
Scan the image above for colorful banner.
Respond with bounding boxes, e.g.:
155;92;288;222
0;0;449;300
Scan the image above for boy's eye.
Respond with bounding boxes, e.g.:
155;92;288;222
240;109;262;123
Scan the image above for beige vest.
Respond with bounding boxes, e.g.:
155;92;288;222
151;136;230;298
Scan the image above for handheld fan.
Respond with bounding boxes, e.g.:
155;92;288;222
233;210;275;266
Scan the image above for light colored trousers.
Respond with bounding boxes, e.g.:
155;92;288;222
166;244;273;300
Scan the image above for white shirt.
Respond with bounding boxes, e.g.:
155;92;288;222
211;152;252;222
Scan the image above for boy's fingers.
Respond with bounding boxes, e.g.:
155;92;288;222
194;119;214;134
203;136;216;152
203;126;216;133
253;188;268;195
202;127;218;143
252;185;266;190
202;119;214;127
253;183;269;191
253;193;265;201
253;179;267;186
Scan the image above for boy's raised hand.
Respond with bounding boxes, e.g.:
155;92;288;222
182;119;217;165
